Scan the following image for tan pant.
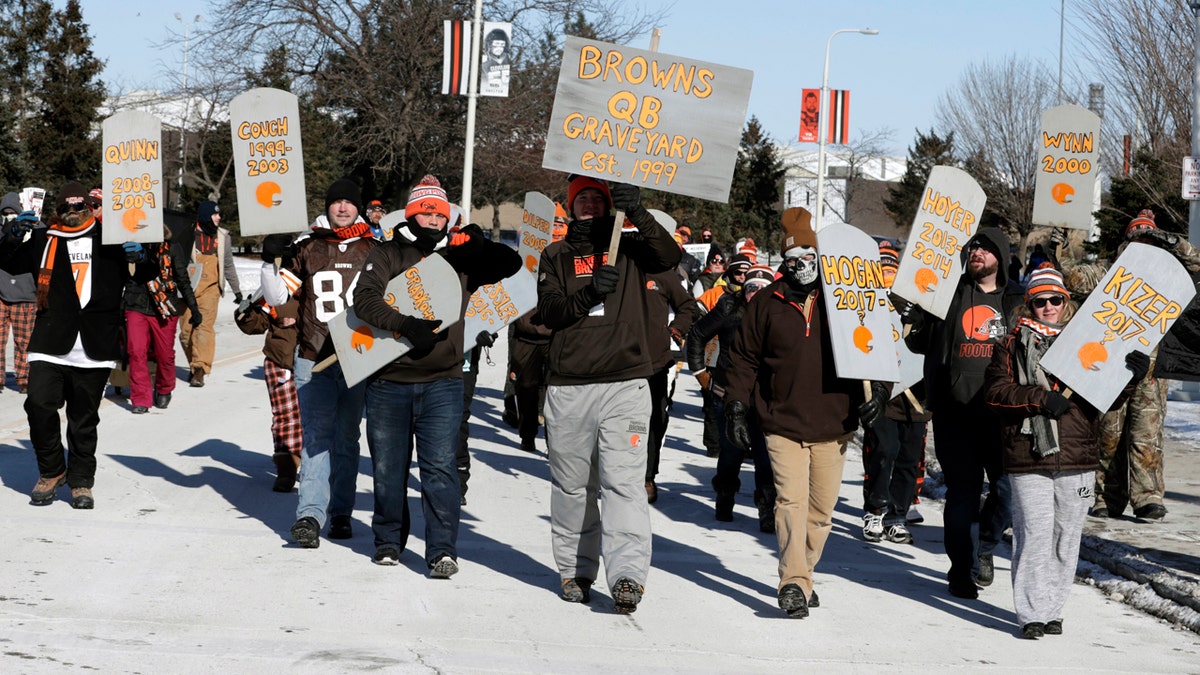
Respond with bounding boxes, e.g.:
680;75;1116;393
179;253;220;375
767;433;850;594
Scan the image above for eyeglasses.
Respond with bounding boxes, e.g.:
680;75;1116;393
56;202;90;215
1031;295;1065;309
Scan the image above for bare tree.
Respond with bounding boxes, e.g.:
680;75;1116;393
821;126;896;225
936;55;1058;248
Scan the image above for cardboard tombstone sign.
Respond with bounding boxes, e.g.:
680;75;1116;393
816;222;900;383
648;209;676;234
327;255;463;388
543;36;753;202
378;210;406;242
101;110;164;245
464;270;538;350
1031;104;1102;230
1042;243;1196;411
520;192;555;274
887;297;925;394
229;88;307;236
890;166;986;319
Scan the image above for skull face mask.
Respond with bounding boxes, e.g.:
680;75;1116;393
783;246;818;287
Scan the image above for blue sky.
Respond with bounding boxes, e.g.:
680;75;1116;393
81;1;1074;155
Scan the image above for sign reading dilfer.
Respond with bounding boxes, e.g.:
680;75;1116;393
229;88;307;236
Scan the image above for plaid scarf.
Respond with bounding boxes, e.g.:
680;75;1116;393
145;242;179;318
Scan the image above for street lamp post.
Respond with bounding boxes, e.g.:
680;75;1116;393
174;12;201;209
813;27;878;231
1190;2;1200;245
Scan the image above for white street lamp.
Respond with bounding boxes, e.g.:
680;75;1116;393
174;12;202;209
813;27;878;231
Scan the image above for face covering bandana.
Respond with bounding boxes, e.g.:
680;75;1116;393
784;246;818;286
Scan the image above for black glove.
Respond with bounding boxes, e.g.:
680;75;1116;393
476;330;496;348
398;315;443;352
725;400;751;452
1043;391;1072;419
232;292;244;305
189;310;203;327
1125;350;1150;382
122;241;144;263
897;301;920;326
261;234;295;263
609;182;655;229
858;381;889;428
590;264;620;296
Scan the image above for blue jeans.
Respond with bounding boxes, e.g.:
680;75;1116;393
294;357;367;527
366;377;463;565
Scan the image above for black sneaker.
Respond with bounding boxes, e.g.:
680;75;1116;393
290;516;320;548
975;554;995;586
560;577;593;603
328;515;353;539
154;393;171;409
1044;619;1063;635
1134;503;1167;521
373;545;401;566
1021;622;1045;639
948;574;979;599
808;590;820;608
131;406;149;414
778;583;808;618
612;577;644;614
430;555;459;579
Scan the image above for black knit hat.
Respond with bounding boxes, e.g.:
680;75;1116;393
56;181;89;209
197;201;220;227
325;178;363;216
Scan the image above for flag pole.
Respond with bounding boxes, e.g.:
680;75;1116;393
460;0;484;220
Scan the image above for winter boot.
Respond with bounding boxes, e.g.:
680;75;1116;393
273;452;300;493
715;491;735;522
753;489;776;533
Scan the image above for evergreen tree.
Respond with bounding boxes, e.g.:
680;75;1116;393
0;0;53;186
1088;146;1187;259
884;128;955;231
23;0;105;190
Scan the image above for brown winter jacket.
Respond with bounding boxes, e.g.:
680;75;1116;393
236;298;300;370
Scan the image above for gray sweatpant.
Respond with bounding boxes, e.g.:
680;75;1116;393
1009;469;1092;626
546;379;652;589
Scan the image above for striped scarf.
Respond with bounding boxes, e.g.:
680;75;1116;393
36;216;96;311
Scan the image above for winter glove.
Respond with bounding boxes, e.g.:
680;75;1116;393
669;327;684;346
122;241;144;263
1125;350;1151;382
1049;227;1067;249
189;310;204;327
858;381;890;429
398;315;444;353
476;330;497;348
1043;391;1072;419
725;400;751;452
260;233;295;263
609;182;655;230
5;210;36;239
590;264;620;296
232;292;244;305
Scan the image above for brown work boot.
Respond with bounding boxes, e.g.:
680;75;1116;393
272;452;300;492
190;368;205;388
71;487;94;510
31;473;66;505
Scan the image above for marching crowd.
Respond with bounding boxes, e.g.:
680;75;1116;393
0;174;1187;636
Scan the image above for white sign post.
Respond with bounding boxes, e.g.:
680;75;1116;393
101;110;164;245
543;36;753;202
890;166;986;320
229;88;307;236
1031;104;1102;230
817;222;900;383
519;192;555;274
1042;243;1196;411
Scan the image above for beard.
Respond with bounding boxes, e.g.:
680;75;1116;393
968;257;998;281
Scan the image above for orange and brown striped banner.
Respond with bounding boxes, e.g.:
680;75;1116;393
442;20;472;96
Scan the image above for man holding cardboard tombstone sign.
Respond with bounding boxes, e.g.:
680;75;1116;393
538;175;680;613
723;207;889;619
902;226;1023;599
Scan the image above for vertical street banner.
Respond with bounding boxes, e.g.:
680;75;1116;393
1031;104;1101;230
826;89;850;145
229;88;307;237
798;88;820;143
1041;243;1196;411
101;110;164;245
464;269;538;349
890;166;986;319
480;22;513;98
327;255;464;388
816;222;901;382
443;20;472;96
519;191;554;274
543;36;754;202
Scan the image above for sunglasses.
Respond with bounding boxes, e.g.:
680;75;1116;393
56;202;90;215
1031;295;1065;309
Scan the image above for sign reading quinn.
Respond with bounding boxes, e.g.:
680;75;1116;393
890;166;986;320
816;222;900;383
543;36;753;202
229;88;307;236
101;110;164;245
1031;104;1101;230
1042;243;1195;411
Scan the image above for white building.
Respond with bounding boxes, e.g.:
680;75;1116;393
778;143;908;240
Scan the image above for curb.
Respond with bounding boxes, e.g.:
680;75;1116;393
1078;534;1200;634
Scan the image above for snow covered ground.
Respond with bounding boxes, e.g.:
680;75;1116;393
0;257;1198;673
